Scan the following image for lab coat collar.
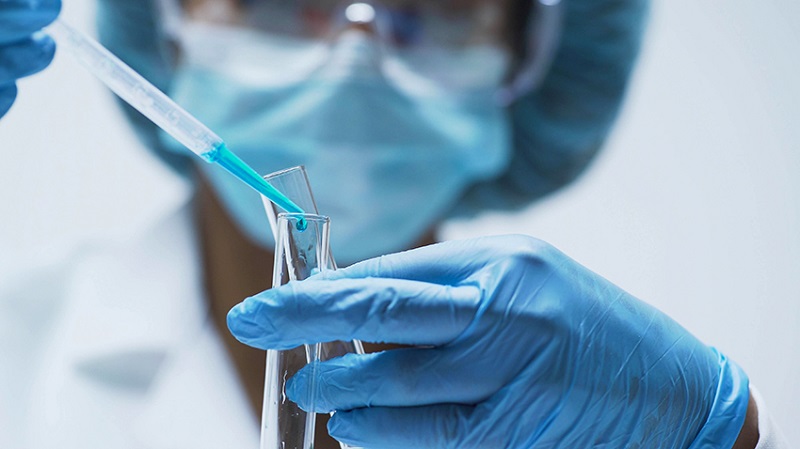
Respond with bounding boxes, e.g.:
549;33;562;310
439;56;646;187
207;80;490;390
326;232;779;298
29;200;259;447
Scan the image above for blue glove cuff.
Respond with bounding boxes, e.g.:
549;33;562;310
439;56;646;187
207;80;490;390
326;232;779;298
687;347;750;449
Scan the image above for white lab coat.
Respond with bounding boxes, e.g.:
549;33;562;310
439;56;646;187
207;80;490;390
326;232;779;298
0;193;260;448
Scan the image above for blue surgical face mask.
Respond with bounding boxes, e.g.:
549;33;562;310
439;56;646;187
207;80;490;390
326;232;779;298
163;22;511;264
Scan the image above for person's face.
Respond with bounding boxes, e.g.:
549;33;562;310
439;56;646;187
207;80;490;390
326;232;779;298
163;0;522;263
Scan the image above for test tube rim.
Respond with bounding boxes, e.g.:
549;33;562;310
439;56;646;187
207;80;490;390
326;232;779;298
263;165;308;183
277;212;330;225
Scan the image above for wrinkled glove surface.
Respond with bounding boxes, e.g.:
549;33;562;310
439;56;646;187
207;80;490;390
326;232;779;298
229;235;749;449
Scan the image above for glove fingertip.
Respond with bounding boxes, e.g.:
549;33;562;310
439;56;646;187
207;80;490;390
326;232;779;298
284;371;307;407
328;411;356;441
33;31;56;57
226;302;265;345
227;294;265;324
28;32;57;74
287;371;335;413
225;304;243;334
0;83;18;119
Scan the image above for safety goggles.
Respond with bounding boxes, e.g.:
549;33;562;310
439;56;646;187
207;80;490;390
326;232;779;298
160;0;563;104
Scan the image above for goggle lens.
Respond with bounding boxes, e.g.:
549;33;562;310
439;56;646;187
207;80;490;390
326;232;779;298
180;0;513;50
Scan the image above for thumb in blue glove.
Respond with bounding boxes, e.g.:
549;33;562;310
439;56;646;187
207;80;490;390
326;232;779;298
228;235;750;449
0;0;61;118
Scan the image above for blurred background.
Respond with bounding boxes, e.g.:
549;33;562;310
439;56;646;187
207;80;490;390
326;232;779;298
1;0;798;444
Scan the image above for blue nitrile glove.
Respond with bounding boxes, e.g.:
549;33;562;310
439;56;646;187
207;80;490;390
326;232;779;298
228;236;750;449
0;0;60;118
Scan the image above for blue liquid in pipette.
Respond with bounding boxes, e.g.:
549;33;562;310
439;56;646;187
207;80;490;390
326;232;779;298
201;143;307;230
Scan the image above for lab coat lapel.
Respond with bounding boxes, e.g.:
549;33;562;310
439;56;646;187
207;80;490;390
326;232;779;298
131;320;260;449
58;202;259;448
64;204;206;390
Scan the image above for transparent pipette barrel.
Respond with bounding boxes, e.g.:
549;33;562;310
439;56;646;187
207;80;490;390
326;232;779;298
46;20;302;214
263;213;329;449
47;19;220;157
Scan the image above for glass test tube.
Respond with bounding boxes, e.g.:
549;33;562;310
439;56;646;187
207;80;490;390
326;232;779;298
262;213;329;449
261;166;364;449
262;165;365;359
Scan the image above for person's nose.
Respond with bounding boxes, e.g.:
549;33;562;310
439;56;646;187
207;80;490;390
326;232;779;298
324;3;385;78
340;2;381;36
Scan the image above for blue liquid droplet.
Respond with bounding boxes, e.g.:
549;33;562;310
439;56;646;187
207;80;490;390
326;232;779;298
296;218;308;232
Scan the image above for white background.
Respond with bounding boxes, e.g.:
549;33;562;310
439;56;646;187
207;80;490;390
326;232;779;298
1;0;798;445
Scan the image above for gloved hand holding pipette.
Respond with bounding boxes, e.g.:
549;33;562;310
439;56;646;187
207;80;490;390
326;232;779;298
0;0;60;117
228;235;753;449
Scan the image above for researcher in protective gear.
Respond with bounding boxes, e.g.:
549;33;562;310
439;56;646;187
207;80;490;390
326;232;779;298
0;0;786;448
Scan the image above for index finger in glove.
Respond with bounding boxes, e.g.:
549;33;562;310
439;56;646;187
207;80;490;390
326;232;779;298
0;0;61;44
0;83;18;117
0;34;56;82
329;235;544;285
227;277;481;350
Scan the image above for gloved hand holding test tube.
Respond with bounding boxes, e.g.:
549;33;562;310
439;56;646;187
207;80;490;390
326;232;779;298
46;19;303;215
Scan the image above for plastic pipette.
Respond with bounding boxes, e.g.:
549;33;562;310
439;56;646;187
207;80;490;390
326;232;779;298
46;19;303;215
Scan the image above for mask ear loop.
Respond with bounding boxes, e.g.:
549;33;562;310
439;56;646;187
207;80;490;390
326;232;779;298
496;0;564;106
